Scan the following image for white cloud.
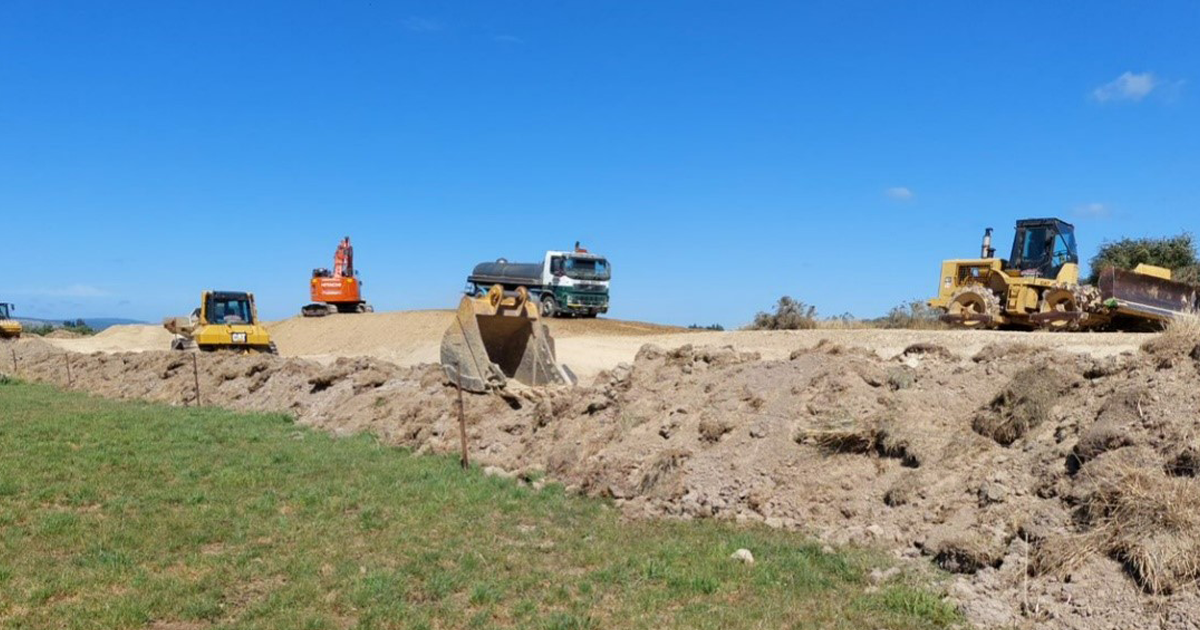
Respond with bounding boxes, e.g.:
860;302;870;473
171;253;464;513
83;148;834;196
1092;72;1159;102
22;284;113;298
884;186;914;201
1073;202;1111;219
402;16;441;32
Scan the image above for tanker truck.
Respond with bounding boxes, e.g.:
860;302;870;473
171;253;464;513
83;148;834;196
464;243;611;318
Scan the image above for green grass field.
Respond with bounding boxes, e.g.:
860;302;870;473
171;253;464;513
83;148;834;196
0;380;962;629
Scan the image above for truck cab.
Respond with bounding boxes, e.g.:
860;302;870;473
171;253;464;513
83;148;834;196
543;249;611;317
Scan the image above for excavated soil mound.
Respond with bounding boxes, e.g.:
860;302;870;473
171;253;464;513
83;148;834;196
42;329;82;339
39;323;175;353
6;333;1200;629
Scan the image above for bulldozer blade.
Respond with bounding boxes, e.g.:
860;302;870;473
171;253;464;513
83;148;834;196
441;287;576;393
162;317;196;336
1099;268;1199;322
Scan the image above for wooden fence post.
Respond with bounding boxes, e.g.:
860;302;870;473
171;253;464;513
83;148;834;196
456;363;469;469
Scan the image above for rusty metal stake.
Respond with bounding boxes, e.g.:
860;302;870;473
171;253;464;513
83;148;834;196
64;353;72;388
456;363;469;469
10;348;16;376
192;353;202;407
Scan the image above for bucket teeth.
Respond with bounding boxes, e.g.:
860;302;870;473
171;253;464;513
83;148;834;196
440;286;576;393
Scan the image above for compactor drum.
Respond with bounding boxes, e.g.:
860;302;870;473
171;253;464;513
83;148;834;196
441;285;576;393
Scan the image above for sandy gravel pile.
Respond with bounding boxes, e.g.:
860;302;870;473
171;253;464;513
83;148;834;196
42;329;83;339
4;332;1199;629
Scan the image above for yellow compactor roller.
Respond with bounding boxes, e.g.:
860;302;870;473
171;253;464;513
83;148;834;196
0;302;21;339
163;290;277;354
441;285;576;393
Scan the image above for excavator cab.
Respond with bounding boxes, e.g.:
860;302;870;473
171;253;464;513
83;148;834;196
1008;218;1078;279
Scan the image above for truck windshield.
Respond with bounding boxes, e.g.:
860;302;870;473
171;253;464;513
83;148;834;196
565;257;611;281
206;296;254;325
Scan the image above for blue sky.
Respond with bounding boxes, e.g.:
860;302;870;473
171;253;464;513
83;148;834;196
2;1;1198;326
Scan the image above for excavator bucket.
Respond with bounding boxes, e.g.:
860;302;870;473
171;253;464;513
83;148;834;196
441;285;576;393
1099;267;1199;322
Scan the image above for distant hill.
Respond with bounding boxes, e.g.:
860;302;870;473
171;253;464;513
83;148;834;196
15;317;146;332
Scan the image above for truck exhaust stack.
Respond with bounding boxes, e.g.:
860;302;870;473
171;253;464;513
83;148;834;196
441;285;577;393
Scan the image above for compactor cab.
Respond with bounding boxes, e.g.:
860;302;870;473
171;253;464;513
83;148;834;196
1008;219;1079;280
0;302;21;339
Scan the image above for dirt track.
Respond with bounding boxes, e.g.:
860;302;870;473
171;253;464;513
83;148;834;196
42;312;1155;382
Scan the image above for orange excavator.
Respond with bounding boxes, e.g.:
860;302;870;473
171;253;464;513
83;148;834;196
301;237;374;317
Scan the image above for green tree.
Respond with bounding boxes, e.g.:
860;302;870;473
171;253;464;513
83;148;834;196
1088;233;1200;285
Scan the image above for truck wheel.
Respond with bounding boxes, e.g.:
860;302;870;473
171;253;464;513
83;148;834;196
541;295;558;318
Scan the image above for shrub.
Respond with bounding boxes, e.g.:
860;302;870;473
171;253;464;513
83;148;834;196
1088;234;1200;284
747;296;818;330
880;300;946;330
687;324;725;331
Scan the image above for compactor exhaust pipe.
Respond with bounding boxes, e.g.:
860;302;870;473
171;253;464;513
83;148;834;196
981;228;995;259
441;285;576;393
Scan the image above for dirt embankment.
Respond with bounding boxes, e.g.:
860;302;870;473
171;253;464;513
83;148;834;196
39;312;1150;384
4;333;1199;629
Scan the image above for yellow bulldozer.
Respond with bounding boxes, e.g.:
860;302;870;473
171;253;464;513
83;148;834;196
163;290;277;354
441;284;576;393
931;218;1199;330
0;302;21;339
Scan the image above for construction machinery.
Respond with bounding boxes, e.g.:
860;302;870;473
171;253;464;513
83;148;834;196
302;236;373;317
0;302;21;339
464;243;610;318
441;284;577;393
931;218;1198;330
164;291;277;354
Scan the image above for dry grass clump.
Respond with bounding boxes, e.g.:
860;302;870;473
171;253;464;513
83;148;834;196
637;448;691;495
1141;314;1200;358
1035;457;1200;595
971;343;1038;363
972;365;1073;446
1072;388;1146;466
900;343;954;360
797;417;924;468
930;535;1004;574
747;296;818;330
796;418;882;454
883;472;925;507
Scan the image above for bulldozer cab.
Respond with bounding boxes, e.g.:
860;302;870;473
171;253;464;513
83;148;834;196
0;303;11;320
203;291;256;325
1009;218;1078;279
